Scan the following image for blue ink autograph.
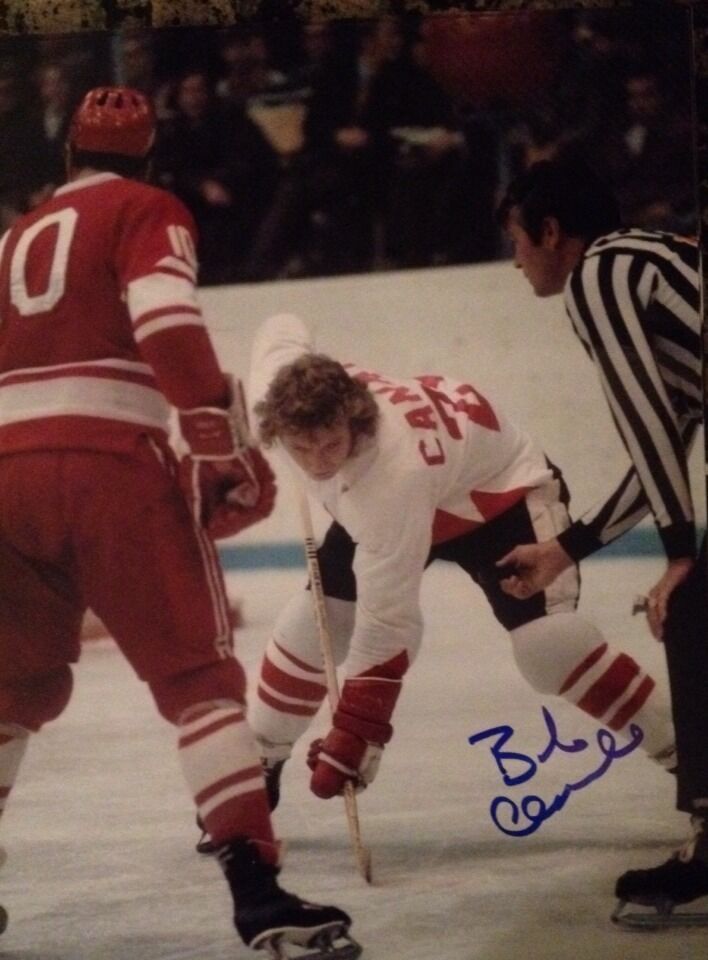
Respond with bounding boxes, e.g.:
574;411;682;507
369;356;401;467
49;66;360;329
468;706;644;837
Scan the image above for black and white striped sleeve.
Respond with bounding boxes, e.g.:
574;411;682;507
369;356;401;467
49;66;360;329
558;250;697;561
558;416;699;561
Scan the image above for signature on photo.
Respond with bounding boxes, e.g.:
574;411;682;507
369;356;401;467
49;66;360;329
468;706;644;837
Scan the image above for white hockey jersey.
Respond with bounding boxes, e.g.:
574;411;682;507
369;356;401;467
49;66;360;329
249;314;553;674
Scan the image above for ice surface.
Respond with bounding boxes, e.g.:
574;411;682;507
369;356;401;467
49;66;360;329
1;555;706;959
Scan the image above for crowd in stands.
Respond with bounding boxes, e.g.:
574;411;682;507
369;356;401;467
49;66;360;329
0;8;695;286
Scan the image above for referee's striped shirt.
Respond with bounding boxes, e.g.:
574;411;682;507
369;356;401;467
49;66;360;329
555;228;701;563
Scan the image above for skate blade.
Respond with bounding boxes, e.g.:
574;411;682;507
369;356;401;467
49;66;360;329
195;834;217;856
612;899;708;929
259;926;362;960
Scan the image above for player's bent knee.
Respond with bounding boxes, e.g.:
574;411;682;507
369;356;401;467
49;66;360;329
275;591;354;667
150;657;247;725
0;666;74;731
510;613;605;695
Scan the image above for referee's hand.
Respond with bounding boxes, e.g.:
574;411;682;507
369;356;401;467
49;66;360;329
645;557;694;641
496;538;573;599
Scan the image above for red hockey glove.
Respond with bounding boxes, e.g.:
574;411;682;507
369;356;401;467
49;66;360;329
179;448;276;539
307;733;383;797
178;378;277;539
308;675;402;798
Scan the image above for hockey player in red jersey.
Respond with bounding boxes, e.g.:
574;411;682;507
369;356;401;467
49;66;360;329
214;314;677;823
0;88;357;958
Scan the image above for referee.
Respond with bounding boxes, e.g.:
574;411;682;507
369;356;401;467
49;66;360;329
495;158;708;915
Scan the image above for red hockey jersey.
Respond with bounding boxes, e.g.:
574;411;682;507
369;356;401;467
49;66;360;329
0;172;227;452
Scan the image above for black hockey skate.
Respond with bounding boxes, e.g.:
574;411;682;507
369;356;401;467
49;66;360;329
612;854;708;929
218;838;361;959
264;758;286;812
195;813;216;856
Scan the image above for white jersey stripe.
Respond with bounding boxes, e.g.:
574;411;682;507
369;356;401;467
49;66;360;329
267;641;326;682
134;313;205;343
127;272;201;324
155;255;197;283
0;357;155;384
191;513;233;658
0;374;170;430
198;776;264;819
258;677;320;709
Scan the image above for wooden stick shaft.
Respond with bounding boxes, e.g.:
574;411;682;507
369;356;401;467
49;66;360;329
300;524;341;714
297;489;373;883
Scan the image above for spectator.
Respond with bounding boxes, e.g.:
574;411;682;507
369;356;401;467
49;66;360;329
33;33;109;93
154;68;279;285
589;65;695;233
292;21;336;91
112;28;157;94
294;17;406;275
0;63;46;230
25;61;81;207
109;27;177;119
216;28;287;111
498;12;627;183
552;11;629;140
239;18;399;280
369;23;471;268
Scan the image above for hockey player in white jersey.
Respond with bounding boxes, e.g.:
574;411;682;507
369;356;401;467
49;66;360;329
197;312;677;822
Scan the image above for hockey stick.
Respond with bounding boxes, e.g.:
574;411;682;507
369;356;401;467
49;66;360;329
297;487;373;884
0;846;7;934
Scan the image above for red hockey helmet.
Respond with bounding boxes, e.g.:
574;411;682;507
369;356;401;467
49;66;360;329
68;86;155;157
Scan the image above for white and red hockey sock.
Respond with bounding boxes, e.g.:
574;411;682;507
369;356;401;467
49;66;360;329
253;637;328;750
511;613;674;759
0;724;30;823
250;592;354;753
177;701;277;863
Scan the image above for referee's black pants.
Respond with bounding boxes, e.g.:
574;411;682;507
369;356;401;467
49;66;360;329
664;535;708;813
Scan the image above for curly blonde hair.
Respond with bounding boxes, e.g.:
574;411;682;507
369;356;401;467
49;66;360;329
255;353;379;448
